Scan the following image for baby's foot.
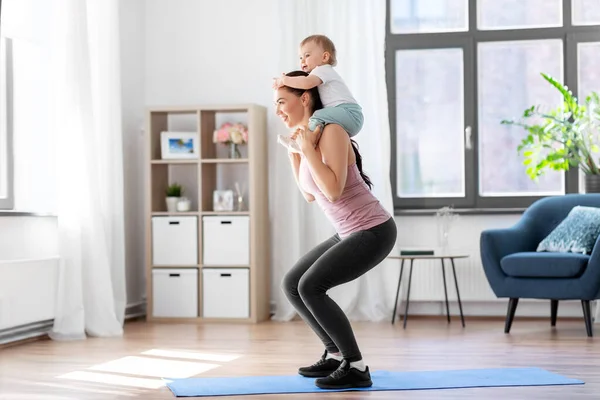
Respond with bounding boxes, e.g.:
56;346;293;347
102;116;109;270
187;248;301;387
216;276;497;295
277;134;302;153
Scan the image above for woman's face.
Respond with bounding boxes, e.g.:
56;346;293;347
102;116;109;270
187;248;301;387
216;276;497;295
274;87;307;129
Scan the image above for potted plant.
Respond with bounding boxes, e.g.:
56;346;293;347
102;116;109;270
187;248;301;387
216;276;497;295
165;183;183;212
501;73;600;192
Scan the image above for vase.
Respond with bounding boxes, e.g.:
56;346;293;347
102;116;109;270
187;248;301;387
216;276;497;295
585;174;600;193
229;142;241;159
435;207;458;254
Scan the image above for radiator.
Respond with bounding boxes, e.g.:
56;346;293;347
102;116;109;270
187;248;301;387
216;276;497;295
395;248;496;302
0;257;60;331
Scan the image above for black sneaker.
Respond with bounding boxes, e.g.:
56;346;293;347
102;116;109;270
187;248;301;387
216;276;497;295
315;359;373;389
298;350;342;377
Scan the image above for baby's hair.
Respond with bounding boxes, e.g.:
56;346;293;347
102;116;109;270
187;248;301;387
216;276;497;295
300;34;337;66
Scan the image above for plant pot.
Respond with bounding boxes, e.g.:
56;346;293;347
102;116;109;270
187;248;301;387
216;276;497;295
585;175;600;193
177;197;191;212
166;196;179;212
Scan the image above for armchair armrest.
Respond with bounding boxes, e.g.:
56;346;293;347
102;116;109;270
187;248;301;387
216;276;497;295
480;218;539;295
580;233;600;298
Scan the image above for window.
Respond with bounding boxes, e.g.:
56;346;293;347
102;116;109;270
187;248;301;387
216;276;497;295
0;0;56;213
0;35;13;210
387;0;600;211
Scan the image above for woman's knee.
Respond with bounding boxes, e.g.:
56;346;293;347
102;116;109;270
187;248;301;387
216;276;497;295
297;274;320;302
281;269;300;298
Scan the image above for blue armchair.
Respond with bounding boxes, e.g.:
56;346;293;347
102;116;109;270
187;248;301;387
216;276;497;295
480;194;600;337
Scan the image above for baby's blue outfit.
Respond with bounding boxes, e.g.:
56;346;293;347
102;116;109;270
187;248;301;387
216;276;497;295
308;103;364;137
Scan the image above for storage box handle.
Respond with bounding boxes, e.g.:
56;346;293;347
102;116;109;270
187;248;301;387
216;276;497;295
169;221;180;225
220;221;232;225
220;273;232;277
169;273;181;277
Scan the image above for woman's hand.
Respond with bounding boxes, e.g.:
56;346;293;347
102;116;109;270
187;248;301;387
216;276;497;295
292;125;322;154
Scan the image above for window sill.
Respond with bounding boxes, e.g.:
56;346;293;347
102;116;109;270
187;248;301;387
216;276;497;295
0;211;56;217
394;207;526;216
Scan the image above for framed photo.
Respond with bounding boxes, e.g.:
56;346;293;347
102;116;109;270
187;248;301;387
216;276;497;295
213;190;234;211
161;131;199;159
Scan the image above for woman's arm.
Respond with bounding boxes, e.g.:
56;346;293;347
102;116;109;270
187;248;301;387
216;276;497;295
289;151;315;203
300;125;349;202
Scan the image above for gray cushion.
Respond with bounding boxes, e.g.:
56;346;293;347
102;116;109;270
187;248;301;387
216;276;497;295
537;205;600;254
501;252;589;278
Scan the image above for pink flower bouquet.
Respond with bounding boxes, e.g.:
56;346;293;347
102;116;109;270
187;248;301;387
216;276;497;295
213;122;249;145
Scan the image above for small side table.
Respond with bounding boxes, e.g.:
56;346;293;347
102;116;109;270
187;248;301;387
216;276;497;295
388;254;467;329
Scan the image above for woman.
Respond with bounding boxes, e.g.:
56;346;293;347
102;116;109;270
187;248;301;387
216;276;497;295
274;71;397;390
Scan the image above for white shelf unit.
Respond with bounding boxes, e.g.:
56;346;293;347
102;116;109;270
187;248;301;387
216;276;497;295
145;104;270;323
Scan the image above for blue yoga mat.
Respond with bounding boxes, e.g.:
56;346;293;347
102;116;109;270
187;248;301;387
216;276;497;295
165;367;583;397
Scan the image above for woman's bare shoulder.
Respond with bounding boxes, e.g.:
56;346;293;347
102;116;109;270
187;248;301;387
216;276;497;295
318;124;349;148
317;124;353;164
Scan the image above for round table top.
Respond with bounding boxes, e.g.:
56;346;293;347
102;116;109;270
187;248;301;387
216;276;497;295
387;254;470;260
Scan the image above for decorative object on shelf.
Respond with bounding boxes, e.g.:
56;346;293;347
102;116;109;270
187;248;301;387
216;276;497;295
177;197;191;212
501;73;600;192
234;182;245;211
161;131;199;159
213;122;248;159
435;206;459;252
165;183;183;212
213;190;234;211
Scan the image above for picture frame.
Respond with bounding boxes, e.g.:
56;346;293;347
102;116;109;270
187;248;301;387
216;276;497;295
213;190;234;211
160;131;199;159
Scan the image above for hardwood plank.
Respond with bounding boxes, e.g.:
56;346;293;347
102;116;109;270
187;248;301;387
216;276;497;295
0;318;597;399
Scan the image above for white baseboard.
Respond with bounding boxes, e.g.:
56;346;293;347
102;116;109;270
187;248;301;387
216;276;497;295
270;299;597;320
125;301;146;320
0;302;148;346
0;319;54;345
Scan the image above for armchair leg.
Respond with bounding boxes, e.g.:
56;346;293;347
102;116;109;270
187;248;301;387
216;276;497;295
505;298;519;334
582;300;593;338
551;300;558;327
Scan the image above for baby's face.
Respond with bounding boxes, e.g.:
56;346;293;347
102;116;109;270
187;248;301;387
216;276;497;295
299;41;329;72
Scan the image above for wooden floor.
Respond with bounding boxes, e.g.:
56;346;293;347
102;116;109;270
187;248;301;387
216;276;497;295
0;317;598;399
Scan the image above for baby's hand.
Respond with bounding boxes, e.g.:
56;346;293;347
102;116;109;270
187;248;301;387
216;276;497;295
272;73;286;89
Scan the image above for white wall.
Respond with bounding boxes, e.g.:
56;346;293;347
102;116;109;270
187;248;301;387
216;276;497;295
0;217;58;260
4;0;57;213
144;0;279;106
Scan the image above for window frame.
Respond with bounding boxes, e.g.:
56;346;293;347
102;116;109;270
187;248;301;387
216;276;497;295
386;0;600;213
0;36;13;210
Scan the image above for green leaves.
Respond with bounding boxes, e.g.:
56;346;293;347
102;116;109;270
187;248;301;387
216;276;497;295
166;183;183;197
502;72;600;180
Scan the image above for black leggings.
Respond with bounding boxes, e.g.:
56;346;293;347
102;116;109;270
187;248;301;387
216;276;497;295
281;217;397;362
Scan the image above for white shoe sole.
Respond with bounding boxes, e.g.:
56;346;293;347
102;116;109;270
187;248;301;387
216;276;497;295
277;134;302;153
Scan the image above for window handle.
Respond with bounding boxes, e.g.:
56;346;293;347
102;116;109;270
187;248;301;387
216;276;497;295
465;126;473;150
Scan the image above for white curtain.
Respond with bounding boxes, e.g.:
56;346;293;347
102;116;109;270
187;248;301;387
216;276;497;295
272;0;400;322
48;0;127;340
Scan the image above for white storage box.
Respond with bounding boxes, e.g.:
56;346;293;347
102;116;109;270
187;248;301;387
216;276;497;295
202;216;249;266
152;216;198;266
202;268;249;318
152;268;198;318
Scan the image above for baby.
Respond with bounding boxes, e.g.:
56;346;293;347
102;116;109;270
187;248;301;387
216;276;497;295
274;34;364;153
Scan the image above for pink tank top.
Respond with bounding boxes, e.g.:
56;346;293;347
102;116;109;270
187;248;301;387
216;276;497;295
299;157;391;238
